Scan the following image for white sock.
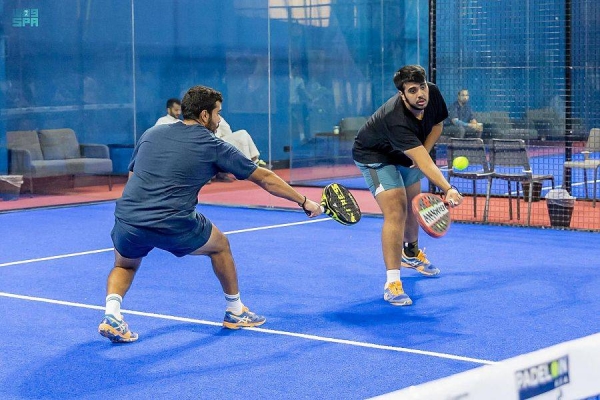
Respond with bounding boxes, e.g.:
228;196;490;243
225;292;243;315
386;269;401;285
105;294;123;320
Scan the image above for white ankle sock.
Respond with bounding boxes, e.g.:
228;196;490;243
105;294;123;320
386;269;401;285
224;292;243;314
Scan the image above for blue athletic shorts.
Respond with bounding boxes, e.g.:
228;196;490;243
111;215;213;259
354;161;424;197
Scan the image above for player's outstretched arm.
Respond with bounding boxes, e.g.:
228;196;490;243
405;146;463;207
247;167;322;217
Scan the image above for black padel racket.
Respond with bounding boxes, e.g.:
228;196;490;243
320;183;361;225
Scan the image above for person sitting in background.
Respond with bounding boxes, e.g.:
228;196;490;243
155;98;182;125
445;89;483;138
216;117;267;168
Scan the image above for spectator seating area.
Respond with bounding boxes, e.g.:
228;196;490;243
7;129;113;194
525;107;586;140
475;111;538;141
441;109;587;142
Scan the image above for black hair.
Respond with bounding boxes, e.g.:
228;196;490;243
166;98;181;108
393;65;427;92
181;86;223;120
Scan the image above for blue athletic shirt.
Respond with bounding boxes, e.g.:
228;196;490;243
352;83;448;167
115;122;257;233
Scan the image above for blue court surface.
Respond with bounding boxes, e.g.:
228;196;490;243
1;203;599;399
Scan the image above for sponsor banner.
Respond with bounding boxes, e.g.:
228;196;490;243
515;355;569;399
370;333;600;400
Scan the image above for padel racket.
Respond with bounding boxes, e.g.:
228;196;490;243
318;183;361;225
412;193;451;238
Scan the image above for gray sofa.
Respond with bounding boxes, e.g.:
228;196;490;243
474;111;539;141
7;129;113;193
525;107;586;140
440;111;538;143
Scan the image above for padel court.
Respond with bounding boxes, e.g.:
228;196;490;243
1;202;599;399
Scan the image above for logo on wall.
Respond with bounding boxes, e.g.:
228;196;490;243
515;355;570;400
12;9;39;27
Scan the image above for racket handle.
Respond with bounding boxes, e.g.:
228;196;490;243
320;205;325;213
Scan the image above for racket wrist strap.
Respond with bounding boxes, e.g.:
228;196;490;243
299;195;307;210
445;185;460;194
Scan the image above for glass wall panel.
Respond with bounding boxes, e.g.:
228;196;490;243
1;0;133;198
278;0;429;186
1;0;425;210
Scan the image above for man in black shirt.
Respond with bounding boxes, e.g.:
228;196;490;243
353;65;463;306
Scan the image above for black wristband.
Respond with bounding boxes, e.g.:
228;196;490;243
300;196;307;209
300;196;311;215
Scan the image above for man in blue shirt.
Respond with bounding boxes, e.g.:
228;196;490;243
445;89;483;138
99;85;322;343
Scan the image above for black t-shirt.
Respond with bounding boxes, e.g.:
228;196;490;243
352;83;448;166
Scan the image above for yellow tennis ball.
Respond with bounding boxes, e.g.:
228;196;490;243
453;156;469;170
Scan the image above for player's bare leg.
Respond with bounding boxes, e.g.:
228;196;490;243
403;181;421;243
192;225;265;329
401;180;441;277
375;188;412;305
99;252;142;343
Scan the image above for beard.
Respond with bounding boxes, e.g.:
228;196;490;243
407;97;428;110
206;116;219;132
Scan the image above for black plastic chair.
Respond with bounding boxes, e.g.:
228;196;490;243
447;138;494;221
490;139;555;225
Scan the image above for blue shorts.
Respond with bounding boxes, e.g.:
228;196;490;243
354;161;424;197
111;215;213;259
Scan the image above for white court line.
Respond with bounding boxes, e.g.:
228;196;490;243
0;291;496;366
0;217;332;268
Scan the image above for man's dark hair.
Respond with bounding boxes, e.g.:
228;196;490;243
166;98;181;108
181;86;223;120
393;65;427;92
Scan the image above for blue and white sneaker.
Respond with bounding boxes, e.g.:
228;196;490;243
384;281;413;306
223;306;266;329
98;314;138;343
401;248;440;276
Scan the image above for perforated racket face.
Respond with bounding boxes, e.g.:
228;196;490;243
411;193;451;238
322;183;361;225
